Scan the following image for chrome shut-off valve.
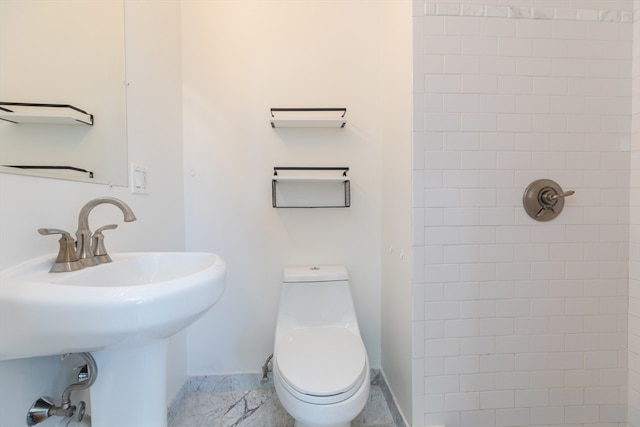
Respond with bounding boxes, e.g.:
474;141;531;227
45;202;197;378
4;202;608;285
523;179;575;221
26;352;97;426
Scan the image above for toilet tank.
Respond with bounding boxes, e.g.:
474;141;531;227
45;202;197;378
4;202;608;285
278;265;357;329
283;265;348;283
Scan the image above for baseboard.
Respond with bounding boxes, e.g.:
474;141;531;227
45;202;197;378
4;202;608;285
378;369;410;427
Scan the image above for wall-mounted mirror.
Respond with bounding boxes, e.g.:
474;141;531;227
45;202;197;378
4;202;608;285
0;0;128;186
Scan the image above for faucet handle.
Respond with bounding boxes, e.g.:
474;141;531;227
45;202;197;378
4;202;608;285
38;228;70;236
95;224;118;232
91;224;118;264
37;228;84;273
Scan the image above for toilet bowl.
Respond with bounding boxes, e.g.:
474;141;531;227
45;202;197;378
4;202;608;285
273;265;370;427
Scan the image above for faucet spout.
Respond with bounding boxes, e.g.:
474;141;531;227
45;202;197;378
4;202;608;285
76;197;136;266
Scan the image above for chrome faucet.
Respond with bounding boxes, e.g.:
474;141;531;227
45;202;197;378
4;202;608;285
75;197;136;267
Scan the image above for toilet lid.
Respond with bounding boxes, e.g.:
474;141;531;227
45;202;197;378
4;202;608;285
276;327;367;397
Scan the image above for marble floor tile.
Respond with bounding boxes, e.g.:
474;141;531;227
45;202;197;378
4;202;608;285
170;385;396;427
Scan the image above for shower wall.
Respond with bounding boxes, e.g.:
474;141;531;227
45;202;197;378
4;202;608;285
413;1;632;426
629;2;640;426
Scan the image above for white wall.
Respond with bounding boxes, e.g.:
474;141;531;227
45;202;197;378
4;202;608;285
181;0;385;375
413;1;633;426
380;1;414;425
0;1;184;425
629;2;640;425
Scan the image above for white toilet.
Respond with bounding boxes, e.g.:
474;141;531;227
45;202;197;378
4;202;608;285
273;265;370;427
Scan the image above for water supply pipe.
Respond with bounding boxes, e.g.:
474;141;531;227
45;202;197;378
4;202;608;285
261;353;273;384
26;353;98;426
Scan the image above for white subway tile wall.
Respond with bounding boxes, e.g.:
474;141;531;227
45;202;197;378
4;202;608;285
413;1;637;426
629;1;640;426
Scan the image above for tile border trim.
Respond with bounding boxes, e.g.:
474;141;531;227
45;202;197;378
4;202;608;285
424;3;633;23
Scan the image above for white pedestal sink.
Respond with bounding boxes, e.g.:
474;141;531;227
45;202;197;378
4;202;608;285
0;252;226;427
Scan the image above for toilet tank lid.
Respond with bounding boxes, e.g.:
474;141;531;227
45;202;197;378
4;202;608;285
283;265;348;282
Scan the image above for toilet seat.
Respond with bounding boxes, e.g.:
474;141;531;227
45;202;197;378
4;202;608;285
275;327;367;405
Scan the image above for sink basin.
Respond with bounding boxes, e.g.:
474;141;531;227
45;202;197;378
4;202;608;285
0;252;226;360
1;252;225;427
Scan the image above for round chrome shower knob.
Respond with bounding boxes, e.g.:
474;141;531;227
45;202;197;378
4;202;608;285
523;179;575;222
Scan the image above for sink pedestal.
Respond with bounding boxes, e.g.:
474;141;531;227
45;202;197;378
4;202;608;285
90;340;169;427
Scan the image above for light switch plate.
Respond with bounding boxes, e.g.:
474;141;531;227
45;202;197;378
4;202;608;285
129;163;149;194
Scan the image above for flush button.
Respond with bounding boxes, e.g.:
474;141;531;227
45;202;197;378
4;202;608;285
310;266;320;270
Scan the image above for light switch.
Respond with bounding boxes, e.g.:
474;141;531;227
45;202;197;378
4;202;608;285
129;163;148;194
